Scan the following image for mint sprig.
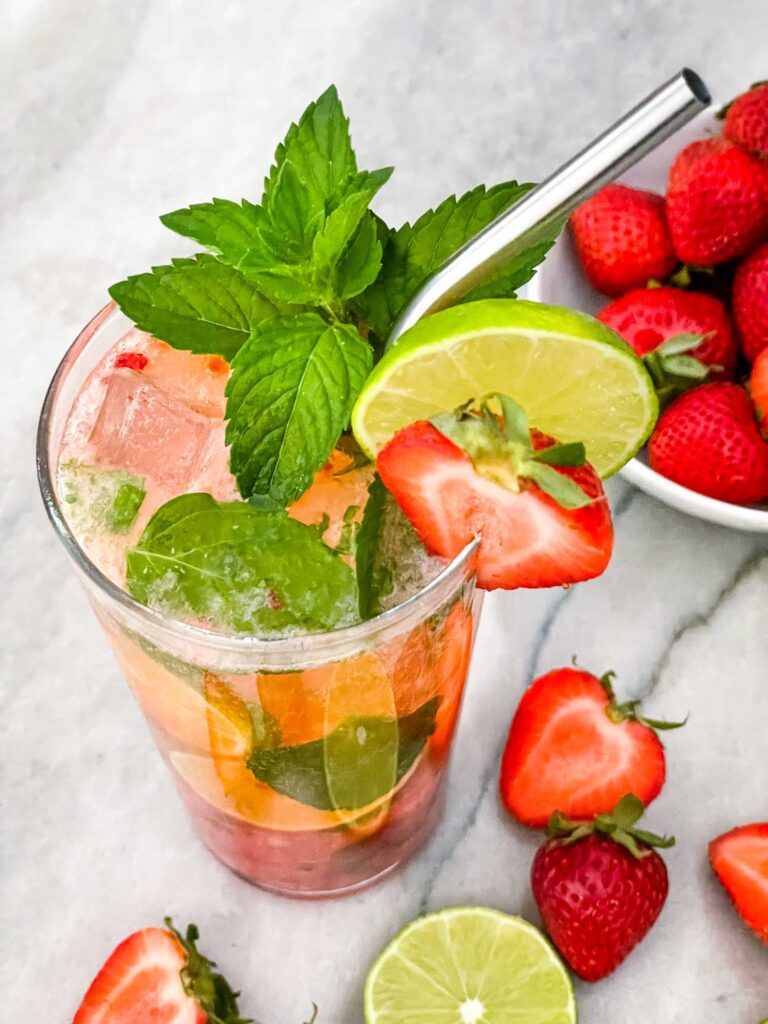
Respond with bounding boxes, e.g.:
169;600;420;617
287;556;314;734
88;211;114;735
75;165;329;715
126;493;358;633
225;312;373;504
110;86;563;510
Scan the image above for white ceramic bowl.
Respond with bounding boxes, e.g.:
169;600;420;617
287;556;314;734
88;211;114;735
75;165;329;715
528;108;768;533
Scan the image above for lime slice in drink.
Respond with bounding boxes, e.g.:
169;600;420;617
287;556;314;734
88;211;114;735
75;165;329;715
352;299;657;478
364;907;576;1024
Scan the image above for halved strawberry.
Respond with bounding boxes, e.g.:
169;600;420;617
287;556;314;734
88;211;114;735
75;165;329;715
709;823;768;944
73;920;248;1023
375;394;613;590
500;667;684;828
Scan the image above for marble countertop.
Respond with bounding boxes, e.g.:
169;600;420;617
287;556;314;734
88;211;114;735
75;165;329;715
3;2;768;1020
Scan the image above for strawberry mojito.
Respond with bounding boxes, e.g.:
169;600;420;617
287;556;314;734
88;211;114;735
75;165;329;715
38;87;655;895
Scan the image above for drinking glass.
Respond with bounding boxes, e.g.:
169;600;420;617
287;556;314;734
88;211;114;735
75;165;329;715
37;306;482;896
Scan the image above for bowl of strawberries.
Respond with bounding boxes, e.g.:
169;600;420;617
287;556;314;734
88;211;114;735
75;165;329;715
530;81;768;532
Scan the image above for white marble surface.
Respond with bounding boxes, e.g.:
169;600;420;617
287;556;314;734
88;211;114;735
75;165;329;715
3;2;768;1021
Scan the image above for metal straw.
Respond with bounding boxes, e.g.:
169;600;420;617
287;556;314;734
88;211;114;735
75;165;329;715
386;68;710;348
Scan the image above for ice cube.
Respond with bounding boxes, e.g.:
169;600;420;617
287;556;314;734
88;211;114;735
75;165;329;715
88;368;220;490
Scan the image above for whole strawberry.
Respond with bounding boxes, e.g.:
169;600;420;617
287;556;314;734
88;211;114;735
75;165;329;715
570;184;677;296
531;794;673;982
666;139;768;265
649;382;768;504
723;81;768;158
598;286;738;402
732;241;768;363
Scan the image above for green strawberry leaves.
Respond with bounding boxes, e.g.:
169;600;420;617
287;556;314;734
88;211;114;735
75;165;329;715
126;493;358;633
642;332;717;407
548;793;676;861
225;312;373;504
108;254;276;360
246;697;439;810
166;919;251;1024
431;393;592;510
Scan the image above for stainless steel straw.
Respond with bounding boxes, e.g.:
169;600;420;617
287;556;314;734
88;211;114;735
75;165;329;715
386;68;710;348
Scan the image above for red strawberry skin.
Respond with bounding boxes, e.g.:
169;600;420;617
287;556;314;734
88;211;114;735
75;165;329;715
666;139;768;265
709;823;768;944
500;668;665;828
733;241;768;363
570;184;677;296
376;422;613;590
750;347;768;433
649;382;768;504
531;833;669;981
73;928;203;1024
598;286;738;378
724;82;768;158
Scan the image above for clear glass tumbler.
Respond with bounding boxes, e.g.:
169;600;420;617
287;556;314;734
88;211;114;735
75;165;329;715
37;307;482;897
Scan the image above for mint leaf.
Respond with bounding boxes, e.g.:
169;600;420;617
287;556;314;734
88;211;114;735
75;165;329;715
126;493;358;633
354;182;557;339
355;475;393;619
108;479;146;532
109;254;276;359
262;85;357;257
246;697;439;810
60;462;145;535
160;198;264;266
226;312;373;504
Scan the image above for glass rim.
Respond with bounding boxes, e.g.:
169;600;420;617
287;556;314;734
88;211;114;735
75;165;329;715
37;302;479;658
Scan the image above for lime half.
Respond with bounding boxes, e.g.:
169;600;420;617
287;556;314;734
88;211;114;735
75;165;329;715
365;906;575;1024
352;299;657;477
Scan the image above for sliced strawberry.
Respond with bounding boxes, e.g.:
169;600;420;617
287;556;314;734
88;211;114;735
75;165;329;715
375;395;613;590
709;823;768;944
500;667;682;827
114;352;149;371
73;921;248;1024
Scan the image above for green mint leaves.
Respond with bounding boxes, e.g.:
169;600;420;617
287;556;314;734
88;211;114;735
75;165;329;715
353;183;554;343
246;697;439;810
108;255;276;360
110;85;561;510
60;462;146;535
225;312;373;504
125;493;358;633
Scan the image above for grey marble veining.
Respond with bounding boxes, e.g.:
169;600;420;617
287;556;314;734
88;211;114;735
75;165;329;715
2;2;768;1021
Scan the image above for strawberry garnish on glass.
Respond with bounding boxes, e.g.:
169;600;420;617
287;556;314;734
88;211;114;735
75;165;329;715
500;666;685;828
73;919;249;1024
531;793;674;982
375;393;613;591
